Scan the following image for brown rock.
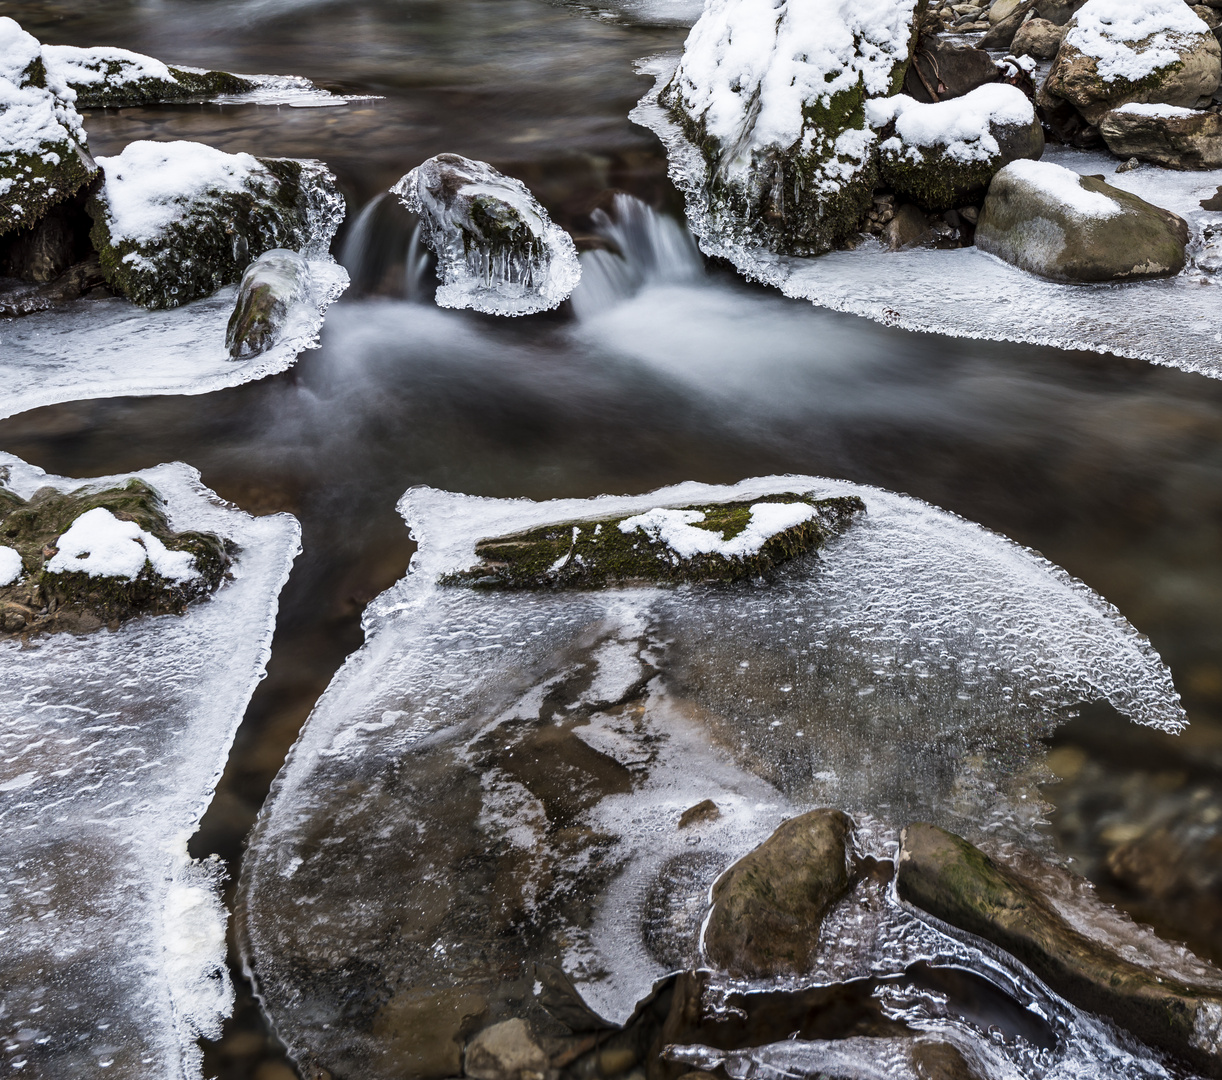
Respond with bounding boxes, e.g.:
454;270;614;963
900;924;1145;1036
904;37;1000;103
884;204;936;250
1100;105;1222;169
465;1019;548;1080
1011;17;1065;60
371;986;488;1079
678;799;720;829
703;809;854;977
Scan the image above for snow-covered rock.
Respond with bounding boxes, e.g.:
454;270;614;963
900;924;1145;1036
1100;101;1222;169
1041;0;1222;125
975;158;1189;281
41;44;254;108
658;0;921;254
869;83;1044;210
391;154;580;316
0;17;96;238
89;140;343;309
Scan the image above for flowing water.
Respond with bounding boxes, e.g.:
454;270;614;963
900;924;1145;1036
6;1;1222;1077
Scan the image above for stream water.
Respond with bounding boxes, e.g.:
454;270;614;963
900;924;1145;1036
5;1;1222;1077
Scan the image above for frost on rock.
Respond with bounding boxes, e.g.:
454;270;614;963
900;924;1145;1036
391;154;580;315
0;17;96;237
634;60;1222;377
0;452;300;1080
657;0;920;254
239;476;1184;1080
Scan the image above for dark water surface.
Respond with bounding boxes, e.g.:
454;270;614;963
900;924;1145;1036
5;1;1222;1076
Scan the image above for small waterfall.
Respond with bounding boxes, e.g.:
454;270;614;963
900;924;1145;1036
339;192;436;300
571;194;703;321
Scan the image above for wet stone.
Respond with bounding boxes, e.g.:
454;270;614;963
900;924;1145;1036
226;248;312;360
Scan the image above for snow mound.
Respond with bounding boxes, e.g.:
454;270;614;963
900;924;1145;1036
869;83;1035;165
43;42;176;89
45;506;200;582
1000;158;1124;219
618;501;816;558
0;452;299;1080
0;545;22;586
1065;0;1213;85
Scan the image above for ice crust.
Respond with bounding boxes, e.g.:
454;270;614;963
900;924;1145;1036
633;55;1222;377
1063;0;1212;85
868;84;1035;165
0;452;300;1080
45;506;200;582
240;477;1184;1077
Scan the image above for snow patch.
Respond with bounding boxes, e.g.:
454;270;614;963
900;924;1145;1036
618;501;815;558
0;546;22;587
1001;158;1124;219
44;506;200;582
868;83;1034;164
1064;0;1212;85
1113;101;1200;118
42;43;176;88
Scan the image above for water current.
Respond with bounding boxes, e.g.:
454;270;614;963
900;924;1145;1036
5;1;1222;1077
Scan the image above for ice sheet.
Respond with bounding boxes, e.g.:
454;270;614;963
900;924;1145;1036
0;453;300;1080
633;55;1222;378
239;476;1183;1077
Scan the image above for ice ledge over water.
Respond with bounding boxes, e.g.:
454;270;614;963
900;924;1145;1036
633;55;1222;379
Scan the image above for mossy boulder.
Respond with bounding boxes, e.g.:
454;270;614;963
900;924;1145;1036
447;493;864;589
0;477;231;637
226;247;311;359
42;44;254;108
872;84;1044;211
703;809;855;977
897;823;1222;1077
1040;0;1222;125
658;0;925;255
1099;103;1222;169
88;141;338;309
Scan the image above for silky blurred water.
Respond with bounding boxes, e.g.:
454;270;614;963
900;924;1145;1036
5;0;1222;1076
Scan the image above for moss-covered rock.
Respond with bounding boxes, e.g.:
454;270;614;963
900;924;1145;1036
447;494;864;589
42;44;254;108
703;809;855;977
226;248;311;359
0;477;231;637
897;823;1222;1077
88;141;339;309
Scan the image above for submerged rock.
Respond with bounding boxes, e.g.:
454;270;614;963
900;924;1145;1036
88;140;341;309
870;83;1044;211
658;0;921;255
1100;102;1222;168
703;809;855;978
897;823;1222;1077
448;494;864;589
0;18;97;238
41;44;254;108
1040;0;1222;125
225;248;312;359
391;154;580;315
465;1018;548;1080
975;158;1188;281
0;477;230;636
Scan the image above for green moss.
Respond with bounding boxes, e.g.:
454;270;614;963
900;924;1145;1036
445;493;864;590
0;478;232;637
89;157;311;309
68;64;255;109
1;142;96;239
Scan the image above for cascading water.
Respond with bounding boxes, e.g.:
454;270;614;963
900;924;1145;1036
570;193;703;320
338;192;436;300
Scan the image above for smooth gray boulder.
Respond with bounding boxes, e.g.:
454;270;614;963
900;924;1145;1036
976;158;1188;282
1100;102;1222;168
1041;0;1222;125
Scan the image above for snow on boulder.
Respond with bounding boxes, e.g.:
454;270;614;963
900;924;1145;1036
88;139;344;309
658;0;922;255
1099;101;1222;169
1040;0;1221;125
868;83;1044;211
0;17;96;237
41;43;255;108
391;154;580;316
975;158;1188;282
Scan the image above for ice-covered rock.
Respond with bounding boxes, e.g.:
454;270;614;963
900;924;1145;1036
976;158;1189;281
0;452;299;1080
391;154;580;315
1041;0;1222;125
869;83;1044;210
658;0;921;254
0;18;96;238
41;43;255;108
89;140;343;309
239;477;1184;1079
225;247;312;359
1100;101;1222;169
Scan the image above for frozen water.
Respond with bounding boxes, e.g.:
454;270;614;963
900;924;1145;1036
240;476;1184;1078
633;56;1222;378
0;452;300;1080
204;72;377;108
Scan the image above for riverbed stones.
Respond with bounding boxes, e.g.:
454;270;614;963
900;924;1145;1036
449;493;864;589
1100;102;1222;168
1040;0;1222;125
871;83;1044;211
41;44;253;108
703;809;854;977
465;1019;548;1080
897;823;1222;1077
975;159;1188;281
226;248;312;359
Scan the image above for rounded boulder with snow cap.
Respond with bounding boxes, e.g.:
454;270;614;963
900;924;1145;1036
869;83;1044;211
975;158;1188;282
